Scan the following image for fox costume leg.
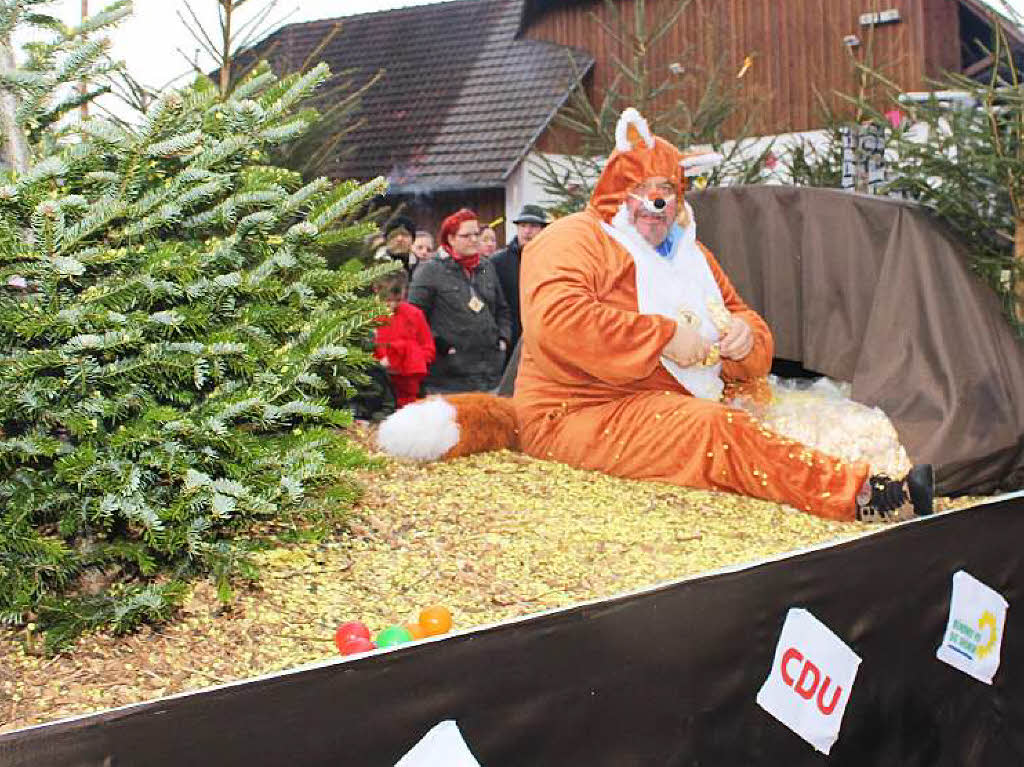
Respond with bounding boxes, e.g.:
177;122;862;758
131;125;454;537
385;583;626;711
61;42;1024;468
518;391;868;521
376;391;868;521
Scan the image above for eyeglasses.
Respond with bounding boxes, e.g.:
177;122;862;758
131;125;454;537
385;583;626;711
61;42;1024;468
632;182;677;196
455;231;481;239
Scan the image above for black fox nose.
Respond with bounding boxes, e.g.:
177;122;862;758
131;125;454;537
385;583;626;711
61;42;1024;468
653;198;666;210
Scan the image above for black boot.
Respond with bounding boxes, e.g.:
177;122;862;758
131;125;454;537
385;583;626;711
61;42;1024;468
906;463;935;516
857;464;934;523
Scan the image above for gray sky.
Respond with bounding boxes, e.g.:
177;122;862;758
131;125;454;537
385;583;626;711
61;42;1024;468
18;0;1024;117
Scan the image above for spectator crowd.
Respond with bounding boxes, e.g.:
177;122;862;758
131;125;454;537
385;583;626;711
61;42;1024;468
370;204;550;410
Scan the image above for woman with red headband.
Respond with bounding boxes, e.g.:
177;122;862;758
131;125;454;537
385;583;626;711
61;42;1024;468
407;208;511;394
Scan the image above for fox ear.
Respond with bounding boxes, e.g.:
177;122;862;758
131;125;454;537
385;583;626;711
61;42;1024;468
615;107;654;152
677;199;692;228
626;123;644;148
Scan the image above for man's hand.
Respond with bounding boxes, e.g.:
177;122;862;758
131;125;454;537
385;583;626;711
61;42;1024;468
662;322;710;367
380;356;390;370
719;317;754;360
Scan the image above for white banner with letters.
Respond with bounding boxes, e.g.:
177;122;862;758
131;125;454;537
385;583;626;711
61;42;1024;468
756;608;861;755
936;570;1009;685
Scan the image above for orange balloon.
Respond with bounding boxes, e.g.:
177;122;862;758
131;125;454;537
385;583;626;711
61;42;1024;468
404;622;428;640
418;605;452;636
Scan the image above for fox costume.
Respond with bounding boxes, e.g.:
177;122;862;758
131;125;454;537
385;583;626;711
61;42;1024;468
378;109;927;522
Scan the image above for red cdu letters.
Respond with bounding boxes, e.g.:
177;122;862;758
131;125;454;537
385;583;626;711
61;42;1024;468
795;661;820;699
816;677;843;715
781;648;803;685
779;646;844;715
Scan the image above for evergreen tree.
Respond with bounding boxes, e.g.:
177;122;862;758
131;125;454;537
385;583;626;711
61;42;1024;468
0;0;392;652
1;0;129;170
175;0;384;182
884;50;1024;329
786;6;1024;334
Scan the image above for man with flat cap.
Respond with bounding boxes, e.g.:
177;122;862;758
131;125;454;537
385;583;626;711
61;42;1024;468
492;204;549;364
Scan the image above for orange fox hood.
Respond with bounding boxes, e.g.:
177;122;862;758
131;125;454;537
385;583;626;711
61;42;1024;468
588;107;688;223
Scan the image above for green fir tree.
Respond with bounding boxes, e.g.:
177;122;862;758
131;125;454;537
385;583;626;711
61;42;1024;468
788;4;1024;334
0;0;392;652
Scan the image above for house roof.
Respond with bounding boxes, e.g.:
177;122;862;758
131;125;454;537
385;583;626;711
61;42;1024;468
957;0;1024;81
518;0;589;36
959;0;1024;47
249;0;593;193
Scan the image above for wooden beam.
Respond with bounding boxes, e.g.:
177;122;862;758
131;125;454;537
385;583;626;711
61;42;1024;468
962;53;994;77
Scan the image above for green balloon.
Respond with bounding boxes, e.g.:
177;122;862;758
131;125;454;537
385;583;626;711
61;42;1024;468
376;625;413;648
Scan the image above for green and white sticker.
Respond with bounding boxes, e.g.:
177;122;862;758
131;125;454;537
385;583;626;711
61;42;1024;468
936;570;1008;685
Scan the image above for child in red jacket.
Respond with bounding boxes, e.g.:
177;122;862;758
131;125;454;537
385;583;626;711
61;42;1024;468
373;271;436;407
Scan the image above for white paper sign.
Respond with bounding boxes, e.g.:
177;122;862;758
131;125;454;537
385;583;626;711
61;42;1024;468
394;720;481;767
936;570;1009;685
756;608;861;755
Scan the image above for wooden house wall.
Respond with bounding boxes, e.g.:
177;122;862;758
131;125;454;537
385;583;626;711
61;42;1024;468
391;188;507;245
524;0;965;147
922;0;962;75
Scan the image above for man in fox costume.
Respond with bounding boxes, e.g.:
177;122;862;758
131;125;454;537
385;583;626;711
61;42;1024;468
379;108;933;523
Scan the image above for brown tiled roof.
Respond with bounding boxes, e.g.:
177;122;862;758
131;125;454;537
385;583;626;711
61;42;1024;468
249;0;593;192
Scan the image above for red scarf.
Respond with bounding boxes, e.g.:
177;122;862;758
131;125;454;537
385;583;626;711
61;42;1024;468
442;243;481;275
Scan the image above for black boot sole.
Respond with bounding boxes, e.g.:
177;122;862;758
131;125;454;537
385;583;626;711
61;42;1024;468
907;464;935;516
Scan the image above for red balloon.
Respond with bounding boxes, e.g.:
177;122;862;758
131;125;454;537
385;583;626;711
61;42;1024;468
337;636;376;656
334;621;371;652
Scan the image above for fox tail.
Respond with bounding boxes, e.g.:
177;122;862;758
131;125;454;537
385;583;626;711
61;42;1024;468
375;393;520;461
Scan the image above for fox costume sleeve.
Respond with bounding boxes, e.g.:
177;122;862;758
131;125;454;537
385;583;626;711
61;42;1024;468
521;215;677;387
699;244;774;383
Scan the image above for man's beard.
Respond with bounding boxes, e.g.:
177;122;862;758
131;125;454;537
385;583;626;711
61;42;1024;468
631;211;671;247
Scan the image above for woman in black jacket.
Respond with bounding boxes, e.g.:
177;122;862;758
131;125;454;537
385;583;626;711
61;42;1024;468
407;208;511;393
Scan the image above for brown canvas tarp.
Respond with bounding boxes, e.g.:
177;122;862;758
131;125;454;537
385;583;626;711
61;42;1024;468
500;186;1024;496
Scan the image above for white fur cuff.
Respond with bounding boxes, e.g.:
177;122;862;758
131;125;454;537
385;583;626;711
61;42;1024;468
376;397;460;461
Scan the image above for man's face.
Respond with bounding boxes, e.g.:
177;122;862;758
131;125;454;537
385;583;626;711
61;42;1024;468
412;235;434;261
387;229;413;254
625;176;678;247
516;222;543;245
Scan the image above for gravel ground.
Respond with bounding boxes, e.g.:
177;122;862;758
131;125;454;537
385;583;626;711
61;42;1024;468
0;442;977;735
